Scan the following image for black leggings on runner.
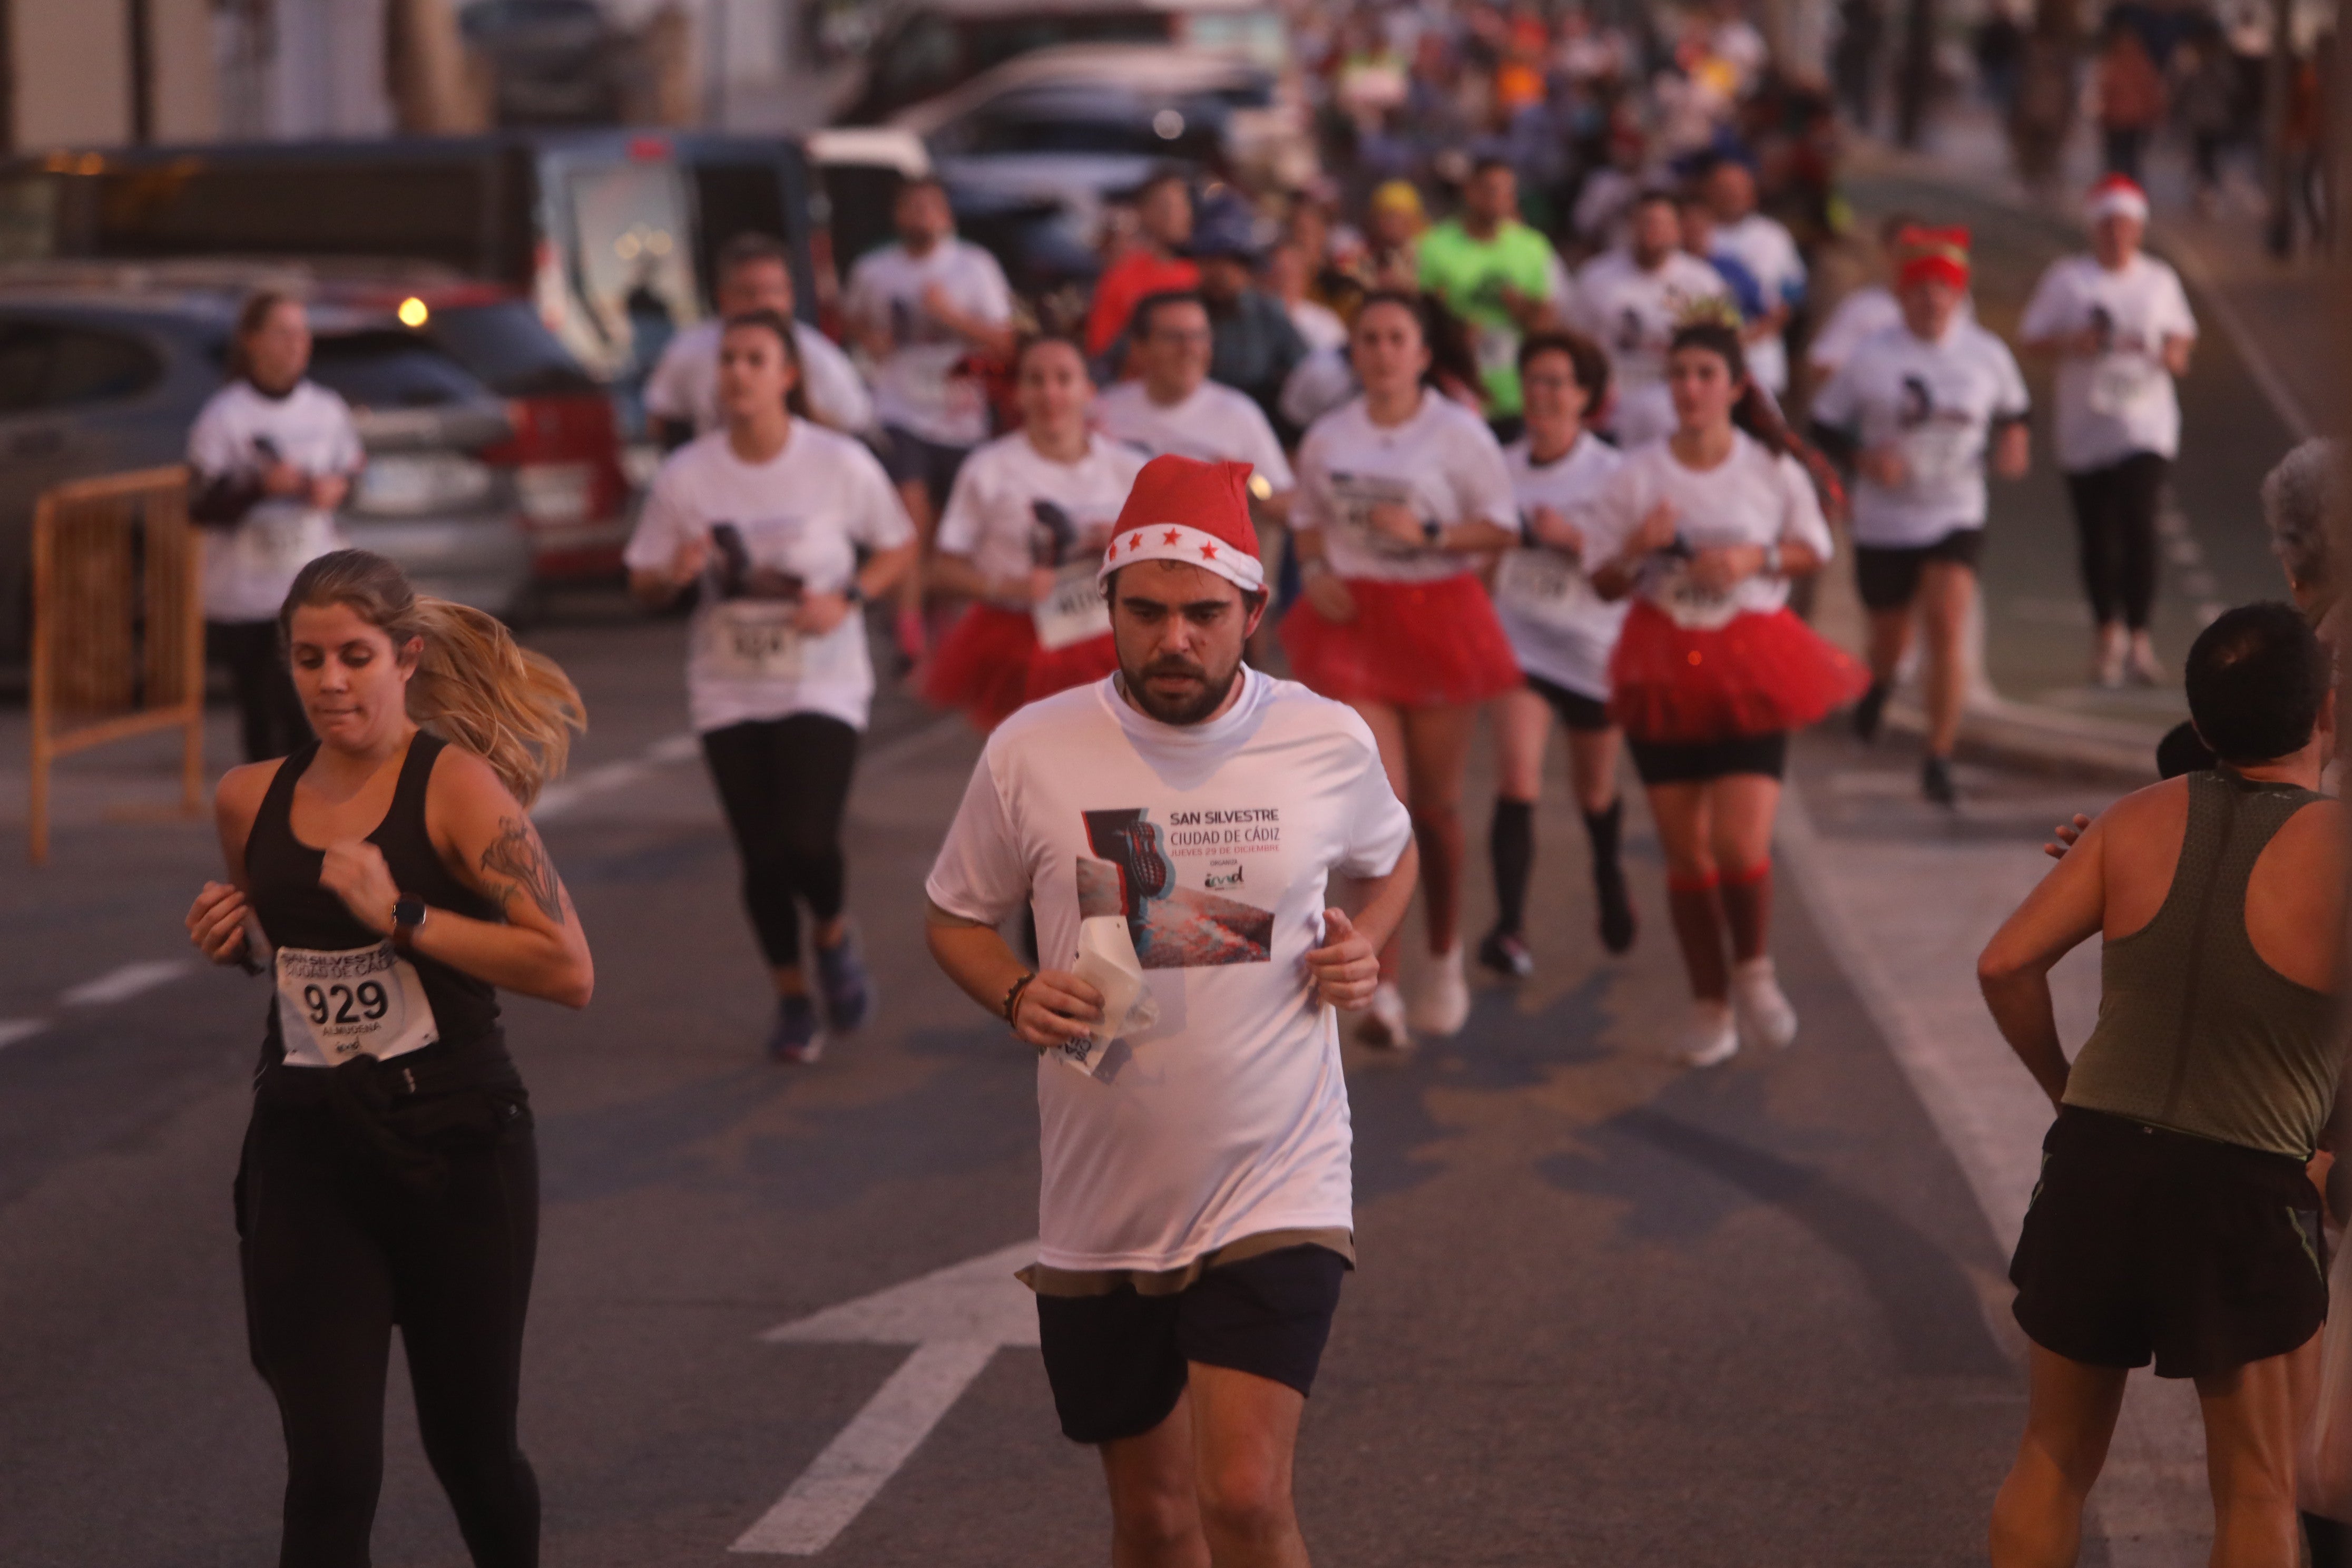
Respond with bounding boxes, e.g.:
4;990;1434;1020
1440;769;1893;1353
2064;452;2169;630
702;713;860;968
211;619;315;762
238;1099;540;1568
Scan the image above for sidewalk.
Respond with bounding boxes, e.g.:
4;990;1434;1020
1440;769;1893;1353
1817;109;2340;780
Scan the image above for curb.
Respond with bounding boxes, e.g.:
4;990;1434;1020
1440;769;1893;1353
1879;691;2161;782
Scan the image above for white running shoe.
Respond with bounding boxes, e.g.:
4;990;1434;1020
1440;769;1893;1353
1731;957;1798;1050
2093;626;2128;689
1359;981;1411;1049
1407;945;1471;1036
1683;1000;1739;1067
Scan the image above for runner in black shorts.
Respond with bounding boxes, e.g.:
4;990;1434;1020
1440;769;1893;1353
1979;603;2343;1566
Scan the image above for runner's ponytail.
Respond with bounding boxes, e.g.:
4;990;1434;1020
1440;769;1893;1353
281;550;585;807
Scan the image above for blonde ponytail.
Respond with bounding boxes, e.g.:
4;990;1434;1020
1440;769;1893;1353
281;550;586;807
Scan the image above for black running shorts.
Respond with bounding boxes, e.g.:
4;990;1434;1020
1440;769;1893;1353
1625;730;1788;786
1854;527;1986;612
2010;1106;2327;1379
1034;1244;1349;1445
879;425;972;511
1526;673;1614;733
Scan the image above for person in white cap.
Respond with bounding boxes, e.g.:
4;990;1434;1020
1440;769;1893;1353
2018;174;2197;688
925;454;1418;1568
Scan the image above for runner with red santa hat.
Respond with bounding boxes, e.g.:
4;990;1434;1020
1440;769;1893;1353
925;454;1419;1568
1590;313;1867;1069
923;335;1149;731
1282;290;1525;1046
2018;174;2198;687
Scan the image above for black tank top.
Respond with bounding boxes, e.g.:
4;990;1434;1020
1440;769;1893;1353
246;730;505;1073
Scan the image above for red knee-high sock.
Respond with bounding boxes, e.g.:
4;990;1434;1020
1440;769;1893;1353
1665;871;1729;1002
1720;859;1772;962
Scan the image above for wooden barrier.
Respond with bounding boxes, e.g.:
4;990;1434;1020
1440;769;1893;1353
27;465;203;864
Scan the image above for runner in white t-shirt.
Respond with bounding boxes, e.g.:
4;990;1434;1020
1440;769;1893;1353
1092;291;1296;514
925;456;1416;1568
1285;292;1525;1044
923;335;1148;731
1702;156;1806;396
1571;192;1734;447
1811;227;2031;806
2018;175;2197;688
1482;330;1638;980
188;291;363;762
643;232;873;443
1589;319;1864;1067
622;311;917;1064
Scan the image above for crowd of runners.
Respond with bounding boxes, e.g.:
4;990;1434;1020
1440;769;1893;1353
154;2;2352;1566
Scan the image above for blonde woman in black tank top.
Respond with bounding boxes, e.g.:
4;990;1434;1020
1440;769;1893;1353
183;550;590;1568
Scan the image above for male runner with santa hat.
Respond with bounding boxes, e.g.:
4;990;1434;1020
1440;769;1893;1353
925;455;1419;1568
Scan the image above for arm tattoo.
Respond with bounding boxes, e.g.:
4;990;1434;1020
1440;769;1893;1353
479;816;567;923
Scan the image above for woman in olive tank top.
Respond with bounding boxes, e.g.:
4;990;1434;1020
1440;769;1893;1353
184;550;591;1568
1978;602;2344;1567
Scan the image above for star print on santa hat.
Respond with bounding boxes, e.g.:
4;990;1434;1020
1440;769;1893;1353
1098;455;1266;594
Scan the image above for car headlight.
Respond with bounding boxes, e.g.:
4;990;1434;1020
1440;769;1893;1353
351;453;499;516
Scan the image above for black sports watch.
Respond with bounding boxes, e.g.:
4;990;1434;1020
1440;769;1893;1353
842;580;866;606
392;894;427;955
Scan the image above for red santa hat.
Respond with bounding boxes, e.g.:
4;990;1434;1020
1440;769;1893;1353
2085;174;2149;224
1098;455;1265;595
1895;224;1971;291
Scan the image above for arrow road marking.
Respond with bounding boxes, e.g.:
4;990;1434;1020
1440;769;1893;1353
731;1240;1039;1556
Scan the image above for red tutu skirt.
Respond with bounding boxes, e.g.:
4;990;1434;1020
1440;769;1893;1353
1024;631;1119;703
1280;573;1523;708
923;604;1040;732
1608;600;1869;744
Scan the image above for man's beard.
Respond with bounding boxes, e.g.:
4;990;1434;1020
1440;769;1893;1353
1122;651;1242;725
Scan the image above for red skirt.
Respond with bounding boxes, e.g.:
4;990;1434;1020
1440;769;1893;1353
1608;600;1870;744
1280;573;1523;708
1024;631;1119;703
923;604;1039;732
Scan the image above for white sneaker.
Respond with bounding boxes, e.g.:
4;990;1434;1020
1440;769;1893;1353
1359;981;1411;1049
2126;632;2163;687
1407;945;1471;1036
2093;626;2128;689
1682;1000;1739;1067
1731;957;1798;1050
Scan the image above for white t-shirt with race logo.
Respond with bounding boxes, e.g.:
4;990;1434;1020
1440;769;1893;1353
1492;433;1629;700
187;379;363;623
1570;249;1733;447
1092;379;1297;494
642;318;876;437
843;238;1015;447
623;424;914;733
2017;252;2198;472
1587;432;1834;628
1711;211;1807;394
1293;391;1518;583
935;431;1147;622
924;670;1414;1275
1811;320;2030;548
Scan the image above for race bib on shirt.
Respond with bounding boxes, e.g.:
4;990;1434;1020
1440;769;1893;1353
240;504;336;573
1034;561;1112;651
275;944;438;1068
2088;353;2167;418
1327;471;1423;557
1494;546;1601;630
1898;423;1977;489
1474;324;1519;383
1653;562;1740;631
703;600;805;680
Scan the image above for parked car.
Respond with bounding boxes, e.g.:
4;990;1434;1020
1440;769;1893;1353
836;0;1288;125
0;279;545;662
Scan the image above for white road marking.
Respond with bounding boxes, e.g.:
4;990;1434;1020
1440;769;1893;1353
532;717;964;825
2163;228;2316;440
0;1019;46;1050
733;1240;1038;1556
60;959;194;1007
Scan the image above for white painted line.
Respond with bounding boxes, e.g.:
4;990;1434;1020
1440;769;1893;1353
731;1341;1002;1555
0;1019;47;1050
2163;229;2316;440
736;1240;1038;1555
649;733;701;764
532;737;693;822
60;959;193;1007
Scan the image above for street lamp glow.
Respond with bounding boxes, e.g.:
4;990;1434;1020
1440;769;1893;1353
396;297;429;328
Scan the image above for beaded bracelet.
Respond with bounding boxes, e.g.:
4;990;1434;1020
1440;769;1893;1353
1001;971;1038;1030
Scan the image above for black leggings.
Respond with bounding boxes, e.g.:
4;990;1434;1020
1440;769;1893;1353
211;619;315;762
702;713;860;968
2064;452;2169;630
238;1097;540;1568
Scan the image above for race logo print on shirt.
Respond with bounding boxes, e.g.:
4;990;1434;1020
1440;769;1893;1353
1079;807;1276;967
701;517;808;680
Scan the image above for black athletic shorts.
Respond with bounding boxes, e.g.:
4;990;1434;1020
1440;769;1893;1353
1526;673;1613;733
1034;1244;1349;1445
880;425;973;511
1853;527;1986;612
2010;1106;2327;1379
1626;730;1788;786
